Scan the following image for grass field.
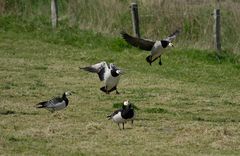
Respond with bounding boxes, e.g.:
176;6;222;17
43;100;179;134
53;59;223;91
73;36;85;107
0;26;240;155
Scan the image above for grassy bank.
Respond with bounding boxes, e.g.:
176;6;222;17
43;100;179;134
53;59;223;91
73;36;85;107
1;0;240;53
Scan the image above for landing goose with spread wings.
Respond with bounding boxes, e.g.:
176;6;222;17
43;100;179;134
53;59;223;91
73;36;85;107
80;61;123;94
121;30;180;65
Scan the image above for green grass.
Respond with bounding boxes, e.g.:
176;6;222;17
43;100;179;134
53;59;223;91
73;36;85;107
0;24;240;155
2;0;240;53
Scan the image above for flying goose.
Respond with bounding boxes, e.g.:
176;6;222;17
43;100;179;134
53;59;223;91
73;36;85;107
36;91;72;113
80;61;123;94
107;100;135;130
121;30;180;65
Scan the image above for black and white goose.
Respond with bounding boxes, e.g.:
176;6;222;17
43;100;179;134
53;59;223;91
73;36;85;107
80;61;123;94
121;30;180;65
36;91;72;112
107;100;135;130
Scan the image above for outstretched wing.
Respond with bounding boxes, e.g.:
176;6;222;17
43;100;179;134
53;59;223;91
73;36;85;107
80;61;107;81
163;29;180;42
121;31;155;51
110;63;120;71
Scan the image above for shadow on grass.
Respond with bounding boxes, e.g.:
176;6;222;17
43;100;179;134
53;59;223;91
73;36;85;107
0;110;15;115
135;118;158;122
0;109;38;115
144;108;168;114
192;116;240;123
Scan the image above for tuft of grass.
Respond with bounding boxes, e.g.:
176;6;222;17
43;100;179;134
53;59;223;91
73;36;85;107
112;102;123;109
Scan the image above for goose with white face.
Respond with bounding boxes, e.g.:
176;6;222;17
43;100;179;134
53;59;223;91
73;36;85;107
168;42;174;47
121;29;180;65
107;100;135;130
36;91;72;113
80;61;124;94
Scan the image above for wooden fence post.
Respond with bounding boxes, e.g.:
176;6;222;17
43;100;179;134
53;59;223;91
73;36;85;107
130;2;140;38
51;0;58;29
213;1;221;54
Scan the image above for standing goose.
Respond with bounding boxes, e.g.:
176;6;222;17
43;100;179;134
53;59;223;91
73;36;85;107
124;101;135;125
121;30;180;65
80;61;123;94
107;100;135;130
36;91;72;113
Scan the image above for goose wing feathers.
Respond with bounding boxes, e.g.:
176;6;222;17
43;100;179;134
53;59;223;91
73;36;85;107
163;29;180;42
110;63;119;71
80;61;107;81
121;31;155;51
46;97;64;108
36;97;63;108
107;109;121;119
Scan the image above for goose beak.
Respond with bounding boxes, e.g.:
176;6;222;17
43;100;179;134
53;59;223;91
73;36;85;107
169;42;174;47
121;71;125;75
65;91;73;96
116;70;125;75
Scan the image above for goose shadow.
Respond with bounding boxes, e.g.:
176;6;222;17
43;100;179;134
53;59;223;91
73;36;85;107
0;109;39;116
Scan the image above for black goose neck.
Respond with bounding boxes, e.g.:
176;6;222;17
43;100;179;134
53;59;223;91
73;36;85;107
161;40;169;48
111;70;119;77
62;93;66;99
62;93;69;105
121;108;134;119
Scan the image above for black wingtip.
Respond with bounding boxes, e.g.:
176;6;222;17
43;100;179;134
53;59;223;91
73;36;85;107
79;67;85;70
176;29;181;33
80;67;96;73
120;31;130;39
120;31;126;35
36;101;47;108
170;29;180;37
80;67;92;72
175;28;182;34
106;115;112;120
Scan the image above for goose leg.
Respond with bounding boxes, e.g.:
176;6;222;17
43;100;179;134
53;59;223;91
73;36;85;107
118;123;121;130
159;56;162;65
100;86;109;94
105;86;109;94
149;56;158;65
116;88;120;94
146;55;152;66
106;86;119;94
